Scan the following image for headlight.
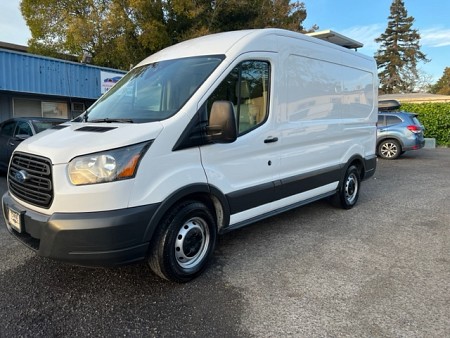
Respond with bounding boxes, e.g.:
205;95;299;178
68;141;152;185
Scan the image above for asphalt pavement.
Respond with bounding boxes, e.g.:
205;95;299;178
0;148;449;337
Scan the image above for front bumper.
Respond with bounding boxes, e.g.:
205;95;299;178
2;192;160;267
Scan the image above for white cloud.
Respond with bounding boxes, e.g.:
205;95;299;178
339;24;384;52
420;27;450;47
0;1;31;45
338;24;450;53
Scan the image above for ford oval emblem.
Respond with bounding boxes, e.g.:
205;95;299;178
14;170;29;184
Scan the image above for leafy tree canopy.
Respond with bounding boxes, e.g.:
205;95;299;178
375;0;429;94
430;67;450;95
21;0;316;70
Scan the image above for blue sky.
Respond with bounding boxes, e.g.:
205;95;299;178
303;0;450;81
1;0;449;82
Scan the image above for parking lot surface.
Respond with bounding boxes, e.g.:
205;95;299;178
0;148;449;337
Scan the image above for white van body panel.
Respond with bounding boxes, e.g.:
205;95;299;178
128;144;205;207
136;30;278;66
3;28;377;269
275;36;376;184
51;165;135;212
12;122;164;214
199;52;280;192
17;122;164;164
199;33;376;227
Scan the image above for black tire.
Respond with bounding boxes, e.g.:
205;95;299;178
378;139;401;160
331;165;361;209
148;201;217;283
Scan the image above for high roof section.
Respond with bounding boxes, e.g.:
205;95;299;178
306;30;363;50
137;30;270;66
137;28;366;67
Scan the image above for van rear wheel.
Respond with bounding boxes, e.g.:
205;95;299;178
148;201;217;283
331;165;360;209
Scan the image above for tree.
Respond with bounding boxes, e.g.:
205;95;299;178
375;0;429;94
21;0;315;70
413;69;434;93
430;68;450;95
21;0;169;70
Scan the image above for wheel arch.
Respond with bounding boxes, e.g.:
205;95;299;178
143;184;230;243
377;136;405;150
341;155;365;183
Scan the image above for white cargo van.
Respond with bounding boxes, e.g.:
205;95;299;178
2;29;377;282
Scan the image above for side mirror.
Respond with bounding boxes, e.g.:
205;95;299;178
207;101;237;143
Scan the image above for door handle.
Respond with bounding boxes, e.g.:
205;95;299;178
264;137;278;143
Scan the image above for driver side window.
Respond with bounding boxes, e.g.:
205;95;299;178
15;122;33;137
207;60;270;134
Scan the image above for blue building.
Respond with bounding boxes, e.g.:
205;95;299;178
0;42;126;122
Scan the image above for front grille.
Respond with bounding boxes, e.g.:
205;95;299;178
8;152;54;208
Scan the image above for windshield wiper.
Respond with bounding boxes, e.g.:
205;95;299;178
89;118;134;123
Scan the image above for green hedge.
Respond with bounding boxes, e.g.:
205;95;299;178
399;103;450;146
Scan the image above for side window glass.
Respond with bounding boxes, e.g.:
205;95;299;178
386;115;402;126
377;115;385;127
206;60;270;134
15;122;33;136
0;121;16;137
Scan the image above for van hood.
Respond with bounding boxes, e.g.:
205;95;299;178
16;122;164;164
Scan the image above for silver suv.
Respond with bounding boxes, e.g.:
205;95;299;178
377;100;425;160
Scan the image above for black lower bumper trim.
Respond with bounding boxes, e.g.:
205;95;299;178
2;192;160;267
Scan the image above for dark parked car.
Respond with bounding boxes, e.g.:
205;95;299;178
0;117;67;171
377;100;425;160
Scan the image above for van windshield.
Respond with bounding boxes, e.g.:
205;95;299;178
82;55;224;123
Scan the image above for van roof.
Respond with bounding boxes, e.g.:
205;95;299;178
136;28;372;67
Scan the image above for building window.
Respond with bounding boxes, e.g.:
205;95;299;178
13;98;69;118
13;99;41;117
42;102;68;118
72;102;85;113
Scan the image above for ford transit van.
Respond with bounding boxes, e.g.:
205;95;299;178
3;29;377;282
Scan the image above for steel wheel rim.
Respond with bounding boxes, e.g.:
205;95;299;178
345;172;358;204
381;142;398;158
175;217;210;269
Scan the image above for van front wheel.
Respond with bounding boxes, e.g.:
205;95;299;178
148;201;217;283
331;165;360;209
